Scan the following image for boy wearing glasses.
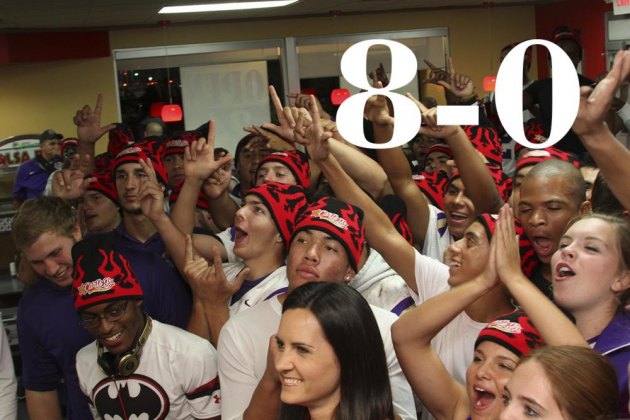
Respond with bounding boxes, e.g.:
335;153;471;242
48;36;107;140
13;129;63;206
73;234;221;420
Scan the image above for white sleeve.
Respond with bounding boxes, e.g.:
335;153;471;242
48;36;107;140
180;340;222;419
75;349;101;420
0;316;17;420
43;170;59;197
372;307;417;420
411;249;450;305
217;228;240;263
617;102;630;131
217;319;259;420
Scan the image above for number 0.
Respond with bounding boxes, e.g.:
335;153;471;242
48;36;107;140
495;39;580;149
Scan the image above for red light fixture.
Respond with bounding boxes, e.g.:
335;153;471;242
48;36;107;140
161;104;183;122
159;20;183;122
330;88;351;105
482;75;497;92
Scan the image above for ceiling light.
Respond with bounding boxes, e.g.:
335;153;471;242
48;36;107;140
159;1;299;14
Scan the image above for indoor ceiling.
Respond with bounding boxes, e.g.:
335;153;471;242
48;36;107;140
0;0;546;31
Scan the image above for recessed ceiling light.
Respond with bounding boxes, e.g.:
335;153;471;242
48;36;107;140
159;1;299;14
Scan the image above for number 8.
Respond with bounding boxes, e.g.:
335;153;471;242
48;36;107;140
336;39;421;149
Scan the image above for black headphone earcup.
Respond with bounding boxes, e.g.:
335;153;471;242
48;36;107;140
98;351;118;376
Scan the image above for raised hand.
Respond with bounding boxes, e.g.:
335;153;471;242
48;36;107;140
184;121;233;182
476;224;500;291
294;96;333;162
405;91;460;138
51;154;92;200
287;92;331;120
424;58;475;99
369;62;390;87
494;204;526;285
243;125;294;152
261;85;298;143
137;158;166;223
183;235;248;306
202;159;233;199
573;49;630;137
365;82;395;126
73;94;116;144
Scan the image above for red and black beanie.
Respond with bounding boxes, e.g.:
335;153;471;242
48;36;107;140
113;138;168;185
169;181;209;211
463;124;502;167
487;163;513;203
414;170;449;211
87;170;118;204
475;310;544;358
246;182;308;247
72;234;143;311
291;196;365;271
515;118;548;158
515;147;580;174
161;131;199;159
379;194;413;245
256;150;311;190
476;212;525;240
93;152;113;174
107;123;135;158
476;213;500;241
423;144;452;168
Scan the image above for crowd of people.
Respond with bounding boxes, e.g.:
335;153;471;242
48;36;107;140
3;25;630;420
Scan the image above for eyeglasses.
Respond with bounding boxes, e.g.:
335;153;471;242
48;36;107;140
79;301;129;329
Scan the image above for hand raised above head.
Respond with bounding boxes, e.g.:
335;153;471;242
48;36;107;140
73;94;116;144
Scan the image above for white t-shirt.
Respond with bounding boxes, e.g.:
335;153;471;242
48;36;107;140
224;264;288;315
349;248;414;315
76;319;221;420
217;227;240;263
421;205;454;263
0;315;17;420
412;249;486;420
218;296;417;420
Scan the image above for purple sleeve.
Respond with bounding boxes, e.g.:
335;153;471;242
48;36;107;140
17;307;62;391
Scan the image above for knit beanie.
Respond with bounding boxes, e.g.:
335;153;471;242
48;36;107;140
113;139;167;185
246;182;308;247
72;234;143;311
475;311;544;358
256;150;311;190
291;196;365;271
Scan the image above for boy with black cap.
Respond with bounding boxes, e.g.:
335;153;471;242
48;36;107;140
73;234;221;420
13;129;63;205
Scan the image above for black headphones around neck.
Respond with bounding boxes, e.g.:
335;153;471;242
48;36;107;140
97;316;153;377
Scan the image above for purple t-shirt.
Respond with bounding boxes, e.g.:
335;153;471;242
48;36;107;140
106;227;192;329
17;279;93;419
589;310;630;418
12;157;61;201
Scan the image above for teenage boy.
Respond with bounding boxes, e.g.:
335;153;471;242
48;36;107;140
216;197;416;420
12;197;93;419
72;234;221;420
